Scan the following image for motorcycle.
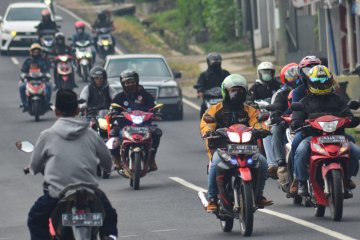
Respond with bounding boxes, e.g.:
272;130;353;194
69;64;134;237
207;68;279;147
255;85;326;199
290;101;360;221
106;103;163;190
54;54;75;90
21;69;49;122
198;114;270;236
94;27;115;60
74;40;93;82
16;140;106;240
38;29;57;60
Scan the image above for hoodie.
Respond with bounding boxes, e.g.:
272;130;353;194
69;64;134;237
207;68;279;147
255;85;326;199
30;117;112;198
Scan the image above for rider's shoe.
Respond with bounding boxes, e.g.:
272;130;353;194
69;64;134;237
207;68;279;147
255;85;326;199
347;179;356;190
255;196;273;207
290;179;298;194
22;106;28;113
102;235;117;240
297;180;309;196
148;154;158;172
268;165;278;179
206;199;218;213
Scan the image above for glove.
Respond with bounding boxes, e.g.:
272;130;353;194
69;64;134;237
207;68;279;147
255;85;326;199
270;115;281;125
349;116;360;128
203;131;216;138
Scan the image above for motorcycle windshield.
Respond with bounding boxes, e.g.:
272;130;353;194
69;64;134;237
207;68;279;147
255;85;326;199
204;87;222;97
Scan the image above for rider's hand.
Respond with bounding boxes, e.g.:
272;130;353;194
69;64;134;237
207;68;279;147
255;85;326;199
270;115;281;125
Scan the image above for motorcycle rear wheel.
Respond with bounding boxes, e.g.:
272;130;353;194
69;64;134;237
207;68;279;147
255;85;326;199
237;181;254;236
220;218;234;232
133;152;142;190
33;100;41;122
328;169;343;221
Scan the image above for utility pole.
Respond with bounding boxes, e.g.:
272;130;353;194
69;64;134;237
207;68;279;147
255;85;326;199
346;0;355;70
246;0;256;67
275;0;287;65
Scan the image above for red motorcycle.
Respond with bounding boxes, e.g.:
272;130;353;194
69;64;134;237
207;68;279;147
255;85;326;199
291;101;359;221
198;114;270;236
107;103;163;190
54;54;75;90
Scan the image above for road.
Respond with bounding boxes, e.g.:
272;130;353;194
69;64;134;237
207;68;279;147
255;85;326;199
0;1;359;239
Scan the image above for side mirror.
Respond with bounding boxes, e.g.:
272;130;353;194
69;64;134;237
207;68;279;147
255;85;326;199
257;112;270;122
290;102;305;112
15;141;34;153
348;100;360;110
152;103;164;110
203;114;216;124
54;15;63;22
110;103;125;110
173;71;182;79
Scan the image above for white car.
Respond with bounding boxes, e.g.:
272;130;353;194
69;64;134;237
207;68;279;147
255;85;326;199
0;2;61;54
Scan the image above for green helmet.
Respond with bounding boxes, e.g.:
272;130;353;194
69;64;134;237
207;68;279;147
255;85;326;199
221;74;248;99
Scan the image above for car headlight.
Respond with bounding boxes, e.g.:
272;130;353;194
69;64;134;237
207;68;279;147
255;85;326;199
3;29;16;36
158;87;180;97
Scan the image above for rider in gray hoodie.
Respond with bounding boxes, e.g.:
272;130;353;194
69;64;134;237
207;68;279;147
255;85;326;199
28;89;118;240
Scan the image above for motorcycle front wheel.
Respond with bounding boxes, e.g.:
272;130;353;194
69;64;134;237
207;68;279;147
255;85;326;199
220;218;234;232
328;169;343;221
237;181;254;236
133;152;142;190
32;100;41;122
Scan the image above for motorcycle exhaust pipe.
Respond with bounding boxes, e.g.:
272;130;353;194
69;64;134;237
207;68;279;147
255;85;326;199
198;191;208;210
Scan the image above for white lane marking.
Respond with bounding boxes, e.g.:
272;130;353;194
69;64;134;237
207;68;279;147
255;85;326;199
56;5;123;54
150;229;177;233
182;98;201;111
119;235;138;238
169;176;357;240
11;57;19;65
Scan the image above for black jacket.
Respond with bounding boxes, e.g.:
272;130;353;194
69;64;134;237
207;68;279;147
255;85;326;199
248;79;281;101
112;85;155;112
37;20;57;35
270;87;291;120
54;45;73;56
291;92;351;133
195;68;230;93
87;84;112;110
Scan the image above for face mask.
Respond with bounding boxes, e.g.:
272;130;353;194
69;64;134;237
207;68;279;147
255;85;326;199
210;63;221;72
261;73;272;82
229;91;246;105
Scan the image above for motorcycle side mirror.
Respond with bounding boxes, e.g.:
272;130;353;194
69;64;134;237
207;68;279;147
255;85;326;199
150;104;164;112
15;140;34;153
173;71;182;79
290;102;305;111
54;15;63;22
110;103;125;111
347;100;360;110
203;114;216;124
257;112;270;122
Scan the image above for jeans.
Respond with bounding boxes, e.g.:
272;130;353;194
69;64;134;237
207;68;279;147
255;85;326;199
263;135;276;166
208;151;268;200
271;124;286;162
28;190;118;240
19;81;52;107
294;136;360;181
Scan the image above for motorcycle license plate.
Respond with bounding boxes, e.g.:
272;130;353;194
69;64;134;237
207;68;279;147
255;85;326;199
208;99;222;104
227;144;258;155
318;135;346;144
62;213;103;227
127;126;149;134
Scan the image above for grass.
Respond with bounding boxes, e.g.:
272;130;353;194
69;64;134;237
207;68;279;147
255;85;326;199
345;128;360;143
168;61;201;87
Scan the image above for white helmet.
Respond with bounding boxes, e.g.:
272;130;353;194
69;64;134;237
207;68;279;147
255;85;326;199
257;61;275;82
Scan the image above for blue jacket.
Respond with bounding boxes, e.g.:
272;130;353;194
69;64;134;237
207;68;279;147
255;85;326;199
72;32;93;46
21;57;50;74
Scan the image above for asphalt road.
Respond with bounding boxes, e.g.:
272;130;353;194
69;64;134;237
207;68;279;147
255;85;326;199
0;1;360;239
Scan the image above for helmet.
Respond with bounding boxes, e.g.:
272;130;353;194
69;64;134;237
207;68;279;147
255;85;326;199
74;21;85;34
90;66;107;86
55;32;65;45
257;61;275;82
221;74;248;99
30;43;42;56
307;65;334;95
298;56;321;78
97;11;107;21
206;52;222;67
41;9;51;21
120;69;139;89
280;63;300;89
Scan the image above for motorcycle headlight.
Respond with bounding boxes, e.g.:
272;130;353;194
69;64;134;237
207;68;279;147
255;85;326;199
318;120;338;133
130;115;144;125
242;132;252;143
158;87;180;97
227;131;240;143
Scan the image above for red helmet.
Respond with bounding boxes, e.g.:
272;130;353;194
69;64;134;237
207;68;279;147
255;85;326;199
41;9;50;16
280;63;297;85
74;21;86;29
298;56;321;78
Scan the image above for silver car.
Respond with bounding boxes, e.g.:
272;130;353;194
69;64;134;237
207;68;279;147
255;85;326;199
0;2;60;54
105;54;183;120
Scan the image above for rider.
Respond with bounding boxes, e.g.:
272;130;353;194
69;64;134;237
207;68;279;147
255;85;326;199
111;69;162;171
269;63;301;185
72;21;96;63
36;9;57;37
27;89;118;240
200;74;273;212
92;10;116;49
194;52;230;118
19;43;52;112
53;32;77;90
80;66;117;111
291;65;360;196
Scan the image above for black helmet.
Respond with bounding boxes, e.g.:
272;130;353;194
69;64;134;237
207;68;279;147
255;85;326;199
206;52;222;67
55;32;65;45
120;69;139;86
90;66;107;86
97;11;107;21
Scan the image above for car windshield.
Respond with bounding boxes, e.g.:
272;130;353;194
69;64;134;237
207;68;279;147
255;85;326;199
106;58;172;78
6;7;45;21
